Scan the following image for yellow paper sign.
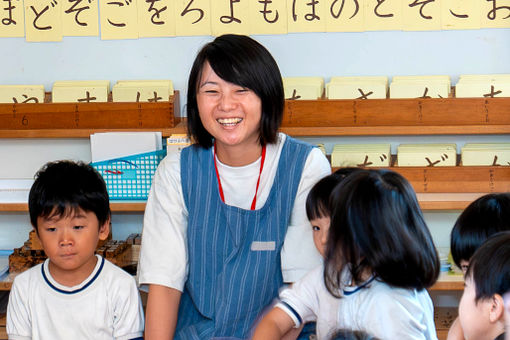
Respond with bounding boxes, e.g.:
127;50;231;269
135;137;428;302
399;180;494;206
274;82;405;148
402;0;441;31
326;0;364;32
24;0;63;41
288;0;327;33
211;0;250;36
441;0;480;30
0;0;25;37
175;0;211;36
250;0;287;35
100;0;138;40
138;0;175;37
364;0;402;31
62;0;99;36
481;0;510;28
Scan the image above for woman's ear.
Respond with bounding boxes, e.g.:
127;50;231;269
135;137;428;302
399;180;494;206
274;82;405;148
99;217;111;241
489;294;505;323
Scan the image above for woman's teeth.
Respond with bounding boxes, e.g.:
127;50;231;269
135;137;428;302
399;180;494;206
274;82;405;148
217;118;242;126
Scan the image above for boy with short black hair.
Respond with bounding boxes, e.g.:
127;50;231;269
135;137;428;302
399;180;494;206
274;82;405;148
458;231;510;340
7;160;144;340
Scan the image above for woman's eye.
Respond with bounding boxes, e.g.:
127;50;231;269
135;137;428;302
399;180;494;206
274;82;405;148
312;226;320;231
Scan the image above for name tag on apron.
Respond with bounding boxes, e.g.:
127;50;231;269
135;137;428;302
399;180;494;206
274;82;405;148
250;241;276;251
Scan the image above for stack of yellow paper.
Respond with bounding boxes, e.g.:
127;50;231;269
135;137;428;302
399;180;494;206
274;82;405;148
326;76;388;99
455;74;510;98
112;80;174;102
0;85;45;103
331;144;391;167
397;144;457;167
461;143;510;166
52;80;109;103
283;77;324;100
390;75;451;99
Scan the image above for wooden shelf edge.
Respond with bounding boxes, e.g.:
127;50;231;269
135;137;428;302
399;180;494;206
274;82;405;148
0;121;187;138
2;122;509;138
280;125;510;136
0;202;147;212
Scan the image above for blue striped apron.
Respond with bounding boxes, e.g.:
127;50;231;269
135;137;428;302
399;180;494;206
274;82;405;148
177;136;312;339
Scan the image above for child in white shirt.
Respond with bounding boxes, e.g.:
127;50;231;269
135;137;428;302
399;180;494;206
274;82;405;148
7;160;144;340
253;169;440;340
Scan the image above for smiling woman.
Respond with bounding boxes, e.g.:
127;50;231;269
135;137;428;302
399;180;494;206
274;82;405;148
137;34;331;339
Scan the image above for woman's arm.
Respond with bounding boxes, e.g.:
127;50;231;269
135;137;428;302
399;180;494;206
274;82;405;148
144;284;182;340
252;308;295;340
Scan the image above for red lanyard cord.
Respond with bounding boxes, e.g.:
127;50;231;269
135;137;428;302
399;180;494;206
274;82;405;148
213;142;267;210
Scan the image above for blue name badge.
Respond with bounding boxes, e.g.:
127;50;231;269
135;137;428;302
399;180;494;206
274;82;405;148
250;241;276;251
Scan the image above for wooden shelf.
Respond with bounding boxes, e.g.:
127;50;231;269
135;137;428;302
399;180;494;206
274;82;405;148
2;96;510;138
0;201;147;212
0;270;464;292
0;92;181;137
282;97;510;133
429;272;464;291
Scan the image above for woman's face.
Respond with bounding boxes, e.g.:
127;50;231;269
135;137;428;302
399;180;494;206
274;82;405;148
196;61;262;152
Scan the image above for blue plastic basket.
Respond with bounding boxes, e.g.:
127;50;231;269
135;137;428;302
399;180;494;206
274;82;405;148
91;149;166;200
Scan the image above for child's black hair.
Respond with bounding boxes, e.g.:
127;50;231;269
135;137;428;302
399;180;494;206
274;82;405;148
466;231;510;303
29;160;111;231
324;169;439;296
450;193;510;269
306;167;361;221
187;34;284;149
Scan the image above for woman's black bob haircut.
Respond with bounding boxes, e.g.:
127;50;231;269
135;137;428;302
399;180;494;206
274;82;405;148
306;167;361;221
466;231;510;303
28;160;111;231
324;169;439;296
450;193;510;269
186;34;284;149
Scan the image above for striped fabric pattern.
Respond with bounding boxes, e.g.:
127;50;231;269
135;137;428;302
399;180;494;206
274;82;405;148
177;136;312;339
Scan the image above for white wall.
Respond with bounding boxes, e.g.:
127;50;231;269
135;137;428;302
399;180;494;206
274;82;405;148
1;29;510;250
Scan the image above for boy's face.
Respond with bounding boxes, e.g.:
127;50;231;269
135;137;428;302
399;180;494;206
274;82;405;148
459;276;493;340
460;259;469;274
310;216;330;258
36;207;109;285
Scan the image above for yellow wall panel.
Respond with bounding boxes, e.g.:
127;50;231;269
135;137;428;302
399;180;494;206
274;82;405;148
481;0;510;28
441;0;480;30
364;0;402;31
211;0;250;36
99;0;138;39
25;0;63;41
175;0;211;36
61;0;99;36
287;0;327;32
250;0;287;35
326;0;364;32
0;0;25;37
138;0;175;37
402;0;441;31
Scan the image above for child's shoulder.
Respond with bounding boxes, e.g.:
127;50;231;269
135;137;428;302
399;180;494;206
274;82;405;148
12;262;44;287
100;257;137;287
364;280;433;311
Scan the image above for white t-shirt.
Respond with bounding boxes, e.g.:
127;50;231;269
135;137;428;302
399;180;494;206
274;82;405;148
277;265;438;340
7;255;144;340
137;133;331;291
